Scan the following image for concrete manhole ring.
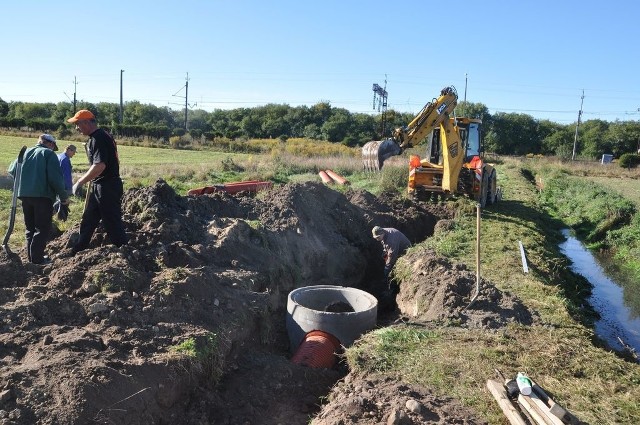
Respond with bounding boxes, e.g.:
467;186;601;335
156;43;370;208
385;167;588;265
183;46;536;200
286;285;378;352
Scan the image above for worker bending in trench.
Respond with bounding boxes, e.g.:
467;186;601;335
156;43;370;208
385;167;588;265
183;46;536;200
371;226;411;284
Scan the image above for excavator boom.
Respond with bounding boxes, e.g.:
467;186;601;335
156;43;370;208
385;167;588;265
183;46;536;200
362;86;458;171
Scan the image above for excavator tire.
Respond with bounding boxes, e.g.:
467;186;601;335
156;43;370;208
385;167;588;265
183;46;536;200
479;171;489;208
486;170;498;205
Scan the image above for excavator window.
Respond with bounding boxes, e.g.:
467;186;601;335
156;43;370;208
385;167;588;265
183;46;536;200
466;123;481;158
426;129;442;164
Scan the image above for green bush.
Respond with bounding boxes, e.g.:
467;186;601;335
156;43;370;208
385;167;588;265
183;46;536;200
618;153;640;168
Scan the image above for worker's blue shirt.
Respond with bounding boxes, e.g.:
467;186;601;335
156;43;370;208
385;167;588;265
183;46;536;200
58;152;73;191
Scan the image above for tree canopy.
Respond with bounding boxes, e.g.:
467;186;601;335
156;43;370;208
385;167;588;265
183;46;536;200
0;98;638;159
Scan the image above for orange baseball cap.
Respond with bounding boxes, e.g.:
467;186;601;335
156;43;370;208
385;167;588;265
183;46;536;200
67;109;95;123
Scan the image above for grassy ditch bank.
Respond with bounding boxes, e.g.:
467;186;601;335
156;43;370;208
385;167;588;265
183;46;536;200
345;157;640;424
534;162;640;289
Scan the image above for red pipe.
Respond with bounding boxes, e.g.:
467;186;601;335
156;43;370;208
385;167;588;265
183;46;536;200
318;170;333;184
291;330;341;369
187;181;272;196
325;169;349;185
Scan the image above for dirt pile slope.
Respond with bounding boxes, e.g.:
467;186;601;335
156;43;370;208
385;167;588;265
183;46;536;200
0;179;534;424
396;246;537;328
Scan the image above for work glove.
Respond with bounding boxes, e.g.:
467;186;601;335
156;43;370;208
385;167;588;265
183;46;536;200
72;182;82;196
53;199;70;221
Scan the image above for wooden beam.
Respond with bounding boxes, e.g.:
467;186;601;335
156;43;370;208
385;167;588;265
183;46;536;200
486;379;529;425
518;393;553;425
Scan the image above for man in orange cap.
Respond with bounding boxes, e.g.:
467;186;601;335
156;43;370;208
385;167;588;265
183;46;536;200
67;110;128;253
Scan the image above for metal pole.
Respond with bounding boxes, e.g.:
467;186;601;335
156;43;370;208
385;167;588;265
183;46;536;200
184;72;189;130
464;203;481;310
464;73;468;103
119;70;124;124
73;76;77;114
572;90;584;161
475;202;480;291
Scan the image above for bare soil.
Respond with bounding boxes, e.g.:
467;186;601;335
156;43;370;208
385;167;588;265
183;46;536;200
0;180;535;424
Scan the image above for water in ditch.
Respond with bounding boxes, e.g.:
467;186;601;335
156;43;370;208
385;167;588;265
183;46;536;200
559;229;640;354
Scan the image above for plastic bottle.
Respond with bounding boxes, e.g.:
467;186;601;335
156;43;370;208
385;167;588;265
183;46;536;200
516;372;532;396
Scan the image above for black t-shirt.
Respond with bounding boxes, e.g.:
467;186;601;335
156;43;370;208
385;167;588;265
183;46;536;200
87;128;120;183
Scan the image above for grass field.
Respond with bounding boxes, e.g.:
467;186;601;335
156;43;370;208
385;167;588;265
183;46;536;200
588;175;640;208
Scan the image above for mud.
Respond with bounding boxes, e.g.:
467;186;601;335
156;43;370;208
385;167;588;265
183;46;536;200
0;179;534;424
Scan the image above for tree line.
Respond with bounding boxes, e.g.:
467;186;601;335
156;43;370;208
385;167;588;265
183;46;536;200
1;97;639;159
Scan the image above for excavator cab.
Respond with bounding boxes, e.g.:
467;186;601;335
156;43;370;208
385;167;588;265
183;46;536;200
408;117;483;198
421;118;482;167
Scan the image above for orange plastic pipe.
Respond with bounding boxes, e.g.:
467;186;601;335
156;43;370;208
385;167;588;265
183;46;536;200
318;170;333;184
325;169;349;185
187;181;272;196
291;330;341;369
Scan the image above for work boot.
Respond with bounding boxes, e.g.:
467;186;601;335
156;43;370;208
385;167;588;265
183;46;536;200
33;256;52;265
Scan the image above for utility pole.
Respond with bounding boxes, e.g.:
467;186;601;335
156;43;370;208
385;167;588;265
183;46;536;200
464;73;468;103
184;72;189;131
72;76;78;113
572;90;584;161
119;70;124;124
171;72;195;131
372;75;388;137
463;73;468;116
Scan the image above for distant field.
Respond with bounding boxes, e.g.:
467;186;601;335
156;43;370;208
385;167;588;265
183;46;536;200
588;176;640;208
1;135;249;170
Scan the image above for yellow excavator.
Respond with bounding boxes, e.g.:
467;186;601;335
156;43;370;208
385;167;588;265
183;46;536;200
362;86;499;207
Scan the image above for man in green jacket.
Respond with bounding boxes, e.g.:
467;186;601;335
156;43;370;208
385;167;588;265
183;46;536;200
7;134;70;264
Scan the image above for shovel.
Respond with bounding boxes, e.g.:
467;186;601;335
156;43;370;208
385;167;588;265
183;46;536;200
2;146;27;253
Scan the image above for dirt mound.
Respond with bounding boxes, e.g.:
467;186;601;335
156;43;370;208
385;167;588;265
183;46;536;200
312;373;486;424
396;247;538;328
0;179;535;424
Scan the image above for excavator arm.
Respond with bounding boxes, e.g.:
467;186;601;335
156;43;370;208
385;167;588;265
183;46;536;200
436;116;465;192
394;86;458;149
362;86;458;171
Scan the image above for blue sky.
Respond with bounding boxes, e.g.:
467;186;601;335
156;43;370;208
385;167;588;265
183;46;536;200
1;1;639;124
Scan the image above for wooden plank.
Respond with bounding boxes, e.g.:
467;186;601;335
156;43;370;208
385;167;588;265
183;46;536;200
527;392;565;425
486;379;529;425
531;382;580;424
518;394;553;425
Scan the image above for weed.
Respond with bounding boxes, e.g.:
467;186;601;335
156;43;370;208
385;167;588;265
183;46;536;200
169;332;224;383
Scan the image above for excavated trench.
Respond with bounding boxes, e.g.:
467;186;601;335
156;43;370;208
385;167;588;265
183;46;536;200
0;179;534;424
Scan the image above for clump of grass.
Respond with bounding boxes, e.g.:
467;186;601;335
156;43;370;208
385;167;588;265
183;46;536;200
169;332;224;383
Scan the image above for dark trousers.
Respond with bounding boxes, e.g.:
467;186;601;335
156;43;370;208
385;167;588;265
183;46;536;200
74;179;128;252
21;197;53;263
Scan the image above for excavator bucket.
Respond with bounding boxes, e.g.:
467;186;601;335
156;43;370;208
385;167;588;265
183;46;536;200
362;139;402;171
